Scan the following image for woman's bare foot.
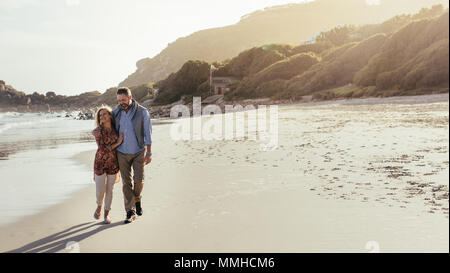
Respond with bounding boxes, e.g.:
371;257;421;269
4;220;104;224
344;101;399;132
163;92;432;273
93;205;102;220
104;210;111;224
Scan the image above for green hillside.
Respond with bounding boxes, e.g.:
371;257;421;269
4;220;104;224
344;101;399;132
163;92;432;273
119;0;449;87
151;5;448;104
153;60;211;105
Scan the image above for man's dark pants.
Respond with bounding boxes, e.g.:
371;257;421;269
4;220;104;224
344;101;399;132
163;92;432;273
117;149;145;212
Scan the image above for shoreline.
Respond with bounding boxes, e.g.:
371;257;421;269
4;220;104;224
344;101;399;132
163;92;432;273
0;95;448;253
1;92;448;116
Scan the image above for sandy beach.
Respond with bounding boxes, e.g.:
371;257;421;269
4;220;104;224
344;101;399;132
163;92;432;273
0;94;448;253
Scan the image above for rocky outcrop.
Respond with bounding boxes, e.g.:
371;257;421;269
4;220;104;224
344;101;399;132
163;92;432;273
46;91;56;98
0;81;157;115
0;81;27;106
0;80;5;92
0;80;102;112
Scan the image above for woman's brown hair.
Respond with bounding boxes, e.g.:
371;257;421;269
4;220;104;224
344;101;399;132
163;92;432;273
95;106;116;130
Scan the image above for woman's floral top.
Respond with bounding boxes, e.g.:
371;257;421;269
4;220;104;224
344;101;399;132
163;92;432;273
92;126;119;175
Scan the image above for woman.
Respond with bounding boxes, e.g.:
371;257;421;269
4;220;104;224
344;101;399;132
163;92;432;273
92;106;123;224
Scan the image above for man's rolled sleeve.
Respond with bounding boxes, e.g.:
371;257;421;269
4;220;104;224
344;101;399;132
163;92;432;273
143;109;152;145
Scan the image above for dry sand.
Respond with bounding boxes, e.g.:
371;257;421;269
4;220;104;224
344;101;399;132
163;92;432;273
0;94;448;253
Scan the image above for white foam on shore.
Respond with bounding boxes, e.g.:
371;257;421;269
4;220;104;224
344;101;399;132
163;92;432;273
0;112;93;137
0;112;17;119
0;118;61;135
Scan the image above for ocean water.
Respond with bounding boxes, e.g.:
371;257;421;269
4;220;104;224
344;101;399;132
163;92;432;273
0;112;95;159
0;112;97;226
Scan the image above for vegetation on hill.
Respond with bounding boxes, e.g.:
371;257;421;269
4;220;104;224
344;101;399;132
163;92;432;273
150;5;448;104
226;52;320;99
284;33;388;98
354;11;449;91
119;0;449;87
152;60;211;105
213;44;293;78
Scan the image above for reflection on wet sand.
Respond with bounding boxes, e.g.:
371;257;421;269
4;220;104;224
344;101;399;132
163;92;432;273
0;117;172;160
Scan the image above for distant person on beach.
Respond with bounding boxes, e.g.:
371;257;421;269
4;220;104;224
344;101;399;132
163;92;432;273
113;87;152;224
92;106;124;224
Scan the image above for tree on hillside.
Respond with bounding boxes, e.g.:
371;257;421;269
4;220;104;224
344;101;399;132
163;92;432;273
316;25;357;46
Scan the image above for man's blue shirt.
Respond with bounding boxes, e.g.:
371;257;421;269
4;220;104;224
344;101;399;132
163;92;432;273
117;106;152;155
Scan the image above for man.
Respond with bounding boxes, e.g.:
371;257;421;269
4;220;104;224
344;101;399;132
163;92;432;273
113;87;152;224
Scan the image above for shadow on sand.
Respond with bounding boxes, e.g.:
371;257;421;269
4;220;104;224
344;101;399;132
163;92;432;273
6;221;123;253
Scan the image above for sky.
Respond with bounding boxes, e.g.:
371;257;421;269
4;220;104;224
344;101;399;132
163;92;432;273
0;0;318;95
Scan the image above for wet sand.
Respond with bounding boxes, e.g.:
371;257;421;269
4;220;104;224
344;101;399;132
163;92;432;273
0;93;448;253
